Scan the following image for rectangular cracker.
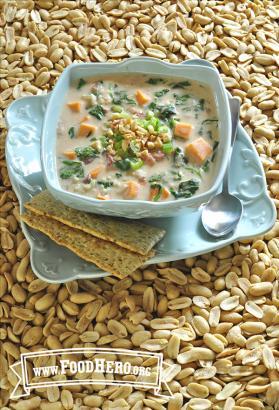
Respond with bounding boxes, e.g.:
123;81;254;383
24;190;165;255
21;210;154;278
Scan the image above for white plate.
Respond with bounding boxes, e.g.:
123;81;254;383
6;94;276;283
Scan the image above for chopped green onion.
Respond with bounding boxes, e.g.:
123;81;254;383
111;105;122;113
100;136;109;148
168;118;177;129
130;158;144;171
146;110;154;119
150;116;162;131
162;142;174;154
113;134;124;154
158;125;169;133
111;112;130;119
129;140;141;155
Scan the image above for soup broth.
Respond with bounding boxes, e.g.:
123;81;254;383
56;74;219;202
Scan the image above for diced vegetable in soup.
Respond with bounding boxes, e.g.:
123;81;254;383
56;75;219;202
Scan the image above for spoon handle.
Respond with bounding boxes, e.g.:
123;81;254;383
223;98;240;194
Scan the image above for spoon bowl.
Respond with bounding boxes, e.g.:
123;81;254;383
202;98;243;237
201;193;243;237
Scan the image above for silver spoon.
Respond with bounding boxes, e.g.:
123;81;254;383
201;98;243;237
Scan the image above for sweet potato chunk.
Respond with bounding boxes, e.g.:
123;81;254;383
135;89;150;106
63;151;76;160
174;122;193;139
90;166;103;179
124;181;139;199
185;137;213;165
97;194;109;200
67;102;81;112
161;187;170;199
78;123;97;137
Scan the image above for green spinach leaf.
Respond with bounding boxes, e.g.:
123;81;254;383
174;147;187;167
170;179;200;199
148;101;157;111
112;90;136;105
171;171;182;181
174;94;190;106
115;159;131;171
75;146;98;161
202;160;210;172
59;160;84;179
194;98;205;111
149;174;163;183
88;105;105;120
68;127;75;139
211;141;219;162
159;104;177;120
154;89;169;98
202;118;218;125
185;165;202;178
77;78;86;89
148;102;176;120
170;80;191;89
97;180;113;188
146;78;165;85
150;183;163;201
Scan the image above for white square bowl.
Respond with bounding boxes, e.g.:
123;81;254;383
41;58;231;218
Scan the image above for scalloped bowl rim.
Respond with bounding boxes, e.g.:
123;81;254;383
41;58;232;215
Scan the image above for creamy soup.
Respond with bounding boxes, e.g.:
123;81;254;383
56;74;219;202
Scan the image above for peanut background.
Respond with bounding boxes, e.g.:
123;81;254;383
0;1;279;409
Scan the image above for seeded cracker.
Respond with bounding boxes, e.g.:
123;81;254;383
21;210;154;278
24;191;165;255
